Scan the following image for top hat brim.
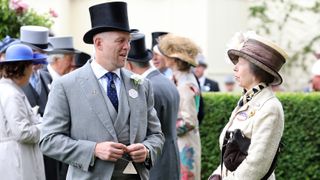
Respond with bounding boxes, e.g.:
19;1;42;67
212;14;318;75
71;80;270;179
83;26;132;44
228;49;282;85
47;48;81;55
127;49;153;62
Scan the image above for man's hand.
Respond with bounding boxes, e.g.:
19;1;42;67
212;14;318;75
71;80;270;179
126;143;148;163
94;142;127;162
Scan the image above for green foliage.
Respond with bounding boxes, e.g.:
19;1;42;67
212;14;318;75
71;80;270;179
248;0;320;75
200;93;320;180
0;0;53;39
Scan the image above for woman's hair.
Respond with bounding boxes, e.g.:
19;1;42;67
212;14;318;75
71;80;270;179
249;62;274;85
174;58;192;72
0;61;32;79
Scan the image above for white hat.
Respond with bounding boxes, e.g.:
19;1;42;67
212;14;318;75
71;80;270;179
20;25;53;52
48;36;80;54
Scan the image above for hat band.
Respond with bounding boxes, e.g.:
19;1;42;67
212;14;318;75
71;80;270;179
22;41;49;49
242;39;285;72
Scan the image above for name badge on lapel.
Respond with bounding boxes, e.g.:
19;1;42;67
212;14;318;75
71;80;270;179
236;112;248;121
128;89;138;98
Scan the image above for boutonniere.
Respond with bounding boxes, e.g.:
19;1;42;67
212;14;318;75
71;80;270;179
130;74;144;88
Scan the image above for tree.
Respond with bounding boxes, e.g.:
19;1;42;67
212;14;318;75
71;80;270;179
248;0;320;90
0;0;55;39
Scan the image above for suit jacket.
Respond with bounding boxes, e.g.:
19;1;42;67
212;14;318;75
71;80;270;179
204;78;220;92
147;70;180;180
210;87;283;180
39;61;164;180
21;70;52;116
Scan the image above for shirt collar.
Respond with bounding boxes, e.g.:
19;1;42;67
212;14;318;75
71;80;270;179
91;59;121;80
142;66;157;78
47;64;61;81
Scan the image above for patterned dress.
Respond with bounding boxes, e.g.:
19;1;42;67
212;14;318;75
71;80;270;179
174;71;201;180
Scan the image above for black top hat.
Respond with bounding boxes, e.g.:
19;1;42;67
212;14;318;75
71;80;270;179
127;33;153;62
83;2;131;44
74;52;91;67
151;31;168;49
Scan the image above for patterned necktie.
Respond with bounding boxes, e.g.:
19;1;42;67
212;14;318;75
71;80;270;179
105;72;119;111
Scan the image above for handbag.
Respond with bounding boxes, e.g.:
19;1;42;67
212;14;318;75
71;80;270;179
222;129;251;171
221;129;282;180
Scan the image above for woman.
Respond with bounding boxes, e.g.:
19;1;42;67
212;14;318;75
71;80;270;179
156;34;201;180
0;44;47;180
209;33;288;180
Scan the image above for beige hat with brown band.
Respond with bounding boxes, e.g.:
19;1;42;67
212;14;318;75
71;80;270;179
228;35;288;85
157;34;199;67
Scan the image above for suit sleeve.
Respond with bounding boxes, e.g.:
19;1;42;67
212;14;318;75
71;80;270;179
39;79;96;172
141;80;165;168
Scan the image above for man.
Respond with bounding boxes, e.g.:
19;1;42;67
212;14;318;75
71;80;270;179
18;25;60;180
70;51;91;71
125;33;180;180
39;2;164;180
193;54;220;92
151;32;172;79
20;25;52;116
44;36;80;82
224;74;236;92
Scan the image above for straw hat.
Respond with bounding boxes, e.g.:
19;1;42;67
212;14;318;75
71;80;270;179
157;34;199;67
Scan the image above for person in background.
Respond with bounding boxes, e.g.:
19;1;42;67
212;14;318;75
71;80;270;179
0;36;19;61
70;51;91;71
18;25;62;180
39;2;164;180
44;36;80;82
193;54;220;92
156;34;201;180
209;32;287;180
311;59;320;91
0;43;47;180
224;74;236;92
125;32;180;180
151;31;173;79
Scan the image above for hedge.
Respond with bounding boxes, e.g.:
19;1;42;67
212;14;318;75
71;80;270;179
200;92;320;180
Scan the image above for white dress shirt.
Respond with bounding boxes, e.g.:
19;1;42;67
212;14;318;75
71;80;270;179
90;60;121;98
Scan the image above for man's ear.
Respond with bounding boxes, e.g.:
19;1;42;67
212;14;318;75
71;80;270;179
93;36;103;51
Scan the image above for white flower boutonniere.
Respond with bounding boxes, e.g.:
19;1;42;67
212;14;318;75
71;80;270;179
130;74;144;88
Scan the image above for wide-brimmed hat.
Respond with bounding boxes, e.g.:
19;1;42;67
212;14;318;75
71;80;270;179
0;36;20;53
151;31;168;49
83;2;131;44
48;36;80;54
20;25;53;52
1;44;47;64
127;33;153;62
157;34;199;67
74;52;91;68
228;35;288;85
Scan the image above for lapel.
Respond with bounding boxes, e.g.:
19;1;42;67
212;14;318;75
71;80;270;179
120;69;142;143
77;62;118;141
228;87;275;128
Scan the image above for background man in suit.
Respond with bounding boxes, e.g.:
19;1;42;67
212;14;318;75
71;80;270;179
44;36;80;82
194;54;220;92
39;2;164;180
125;33;180;180
18;25;61;180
